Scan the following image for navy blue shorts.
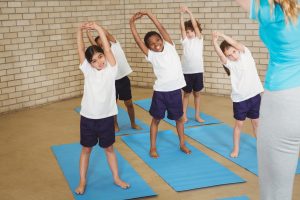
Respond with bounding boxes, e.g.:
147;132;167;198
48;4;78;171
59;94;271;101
182;73;204;93
233;94;261;121
115;76;132;101
149;89;183;120
80;116;115;148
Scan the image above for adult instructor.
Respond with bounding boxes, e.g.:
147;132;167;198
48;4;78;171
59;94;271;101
234;0;300;199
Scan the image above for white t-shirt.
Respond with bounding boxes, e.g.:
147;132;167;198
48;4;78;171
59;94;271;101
146;42;186;92
224;47;264;102
181;37;204;74
111;41;132;80
79;59;118;119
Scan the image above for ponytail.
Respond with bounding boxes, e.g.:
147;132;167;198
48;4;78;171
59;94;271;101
223;65;230;76
256;0;299;24
279;0;299;24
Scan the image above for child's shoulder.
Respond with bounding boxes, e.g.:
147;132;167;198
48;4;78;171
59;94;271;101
164;40;175;46
80;59;90;69
241;46;252;56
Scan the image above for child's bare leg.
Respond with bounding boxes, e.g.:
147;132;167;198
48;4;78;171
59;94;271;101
193;91;205;123
114;115;120;132
182;92;190;123
124;99;141;130
75;146;92;195
150;118;160;158
176;117;191;154
105;145;130;189
250;118;259;138
231;120;244;158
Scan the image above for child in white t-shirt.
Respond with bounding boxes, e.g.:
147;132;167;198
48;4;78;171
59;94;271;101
87;29;141;132
212;31;263;158
75;22;129;195
130;10;191;158
180;6;205;123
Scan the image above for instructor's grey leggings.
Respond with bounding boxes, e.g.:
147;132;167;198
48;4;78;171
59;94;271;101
258;87;300;200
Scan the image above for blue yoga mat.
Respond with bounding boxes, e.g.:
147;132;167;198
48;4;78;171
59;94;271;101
52;143;156;200
134;98;222;128
75;106;149;136
184;124;300;176
121;130;245;192
216;195;250;200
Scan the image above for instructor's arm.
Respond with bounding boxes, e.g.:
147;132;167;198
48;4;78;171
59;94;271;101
235;0;250;13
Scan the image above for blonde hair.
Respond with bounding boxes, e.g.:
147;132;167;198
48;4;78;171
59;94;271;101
256;0;299;24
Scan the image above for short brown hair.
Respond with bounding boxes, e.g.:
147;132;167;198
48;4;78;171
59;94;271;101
184;20;202;33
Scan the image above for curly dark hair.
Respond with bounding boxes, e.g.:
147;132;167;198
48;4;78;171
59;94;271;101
144;31;162;48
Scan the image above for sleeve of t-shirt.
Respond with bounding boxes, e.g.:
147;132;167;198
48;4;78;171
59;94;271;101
107;61;118;79
111;41;120;48
181;37;187;44
249;0;257;20
79;59;92;76
243;46;252;57
165;41;176;48
224;59;233;71
145;50;153;63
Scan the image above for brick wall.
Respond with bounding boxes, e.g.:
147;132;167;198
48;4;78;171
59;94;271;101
0;0;267;113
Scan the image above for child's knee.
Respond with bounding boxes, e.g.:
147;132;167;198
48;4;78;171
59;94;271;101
152;118;160;125
176;116;185;124
236;122;244;129
82;146;92;154
104;145;114;153
183;92;191;98
193;91;201;97
124;99;133;108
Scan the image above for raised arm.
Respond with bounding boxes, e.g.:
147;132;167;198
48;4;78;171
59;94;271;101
212;31;228;65
129;12;149;56
86;22;116;66
220;32;245;52
77;23;87;64
86;30;97;46
180;7;187;39
144;10;173;44
234;0;251;13
185;6;202;38
102;28;117;43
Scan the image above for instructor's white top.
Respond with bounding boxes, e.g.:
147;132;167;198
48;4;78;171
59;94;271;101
111;41;132;80
146;42;186;92
80;59;118;119
181;37;204;74
224;47;264;102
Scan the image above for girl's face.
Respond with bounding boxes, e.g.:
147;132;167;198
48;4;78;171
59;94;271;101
186;29;196;39
90;52;106;70
147;35;164;52
224;46;240;61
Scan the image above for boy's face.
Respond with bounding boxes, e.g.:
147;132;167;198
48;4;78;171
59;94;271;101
90;52;106;70
148;35;164;52
186;29;196;39
224;46;240;61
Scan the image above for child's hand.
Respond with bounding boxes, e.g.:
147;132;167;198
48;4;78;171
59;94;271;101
85;22;101;31
180;5;188;13
79;22;89;30
130;12;143;22
212;31;219;42
139;10;149;15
